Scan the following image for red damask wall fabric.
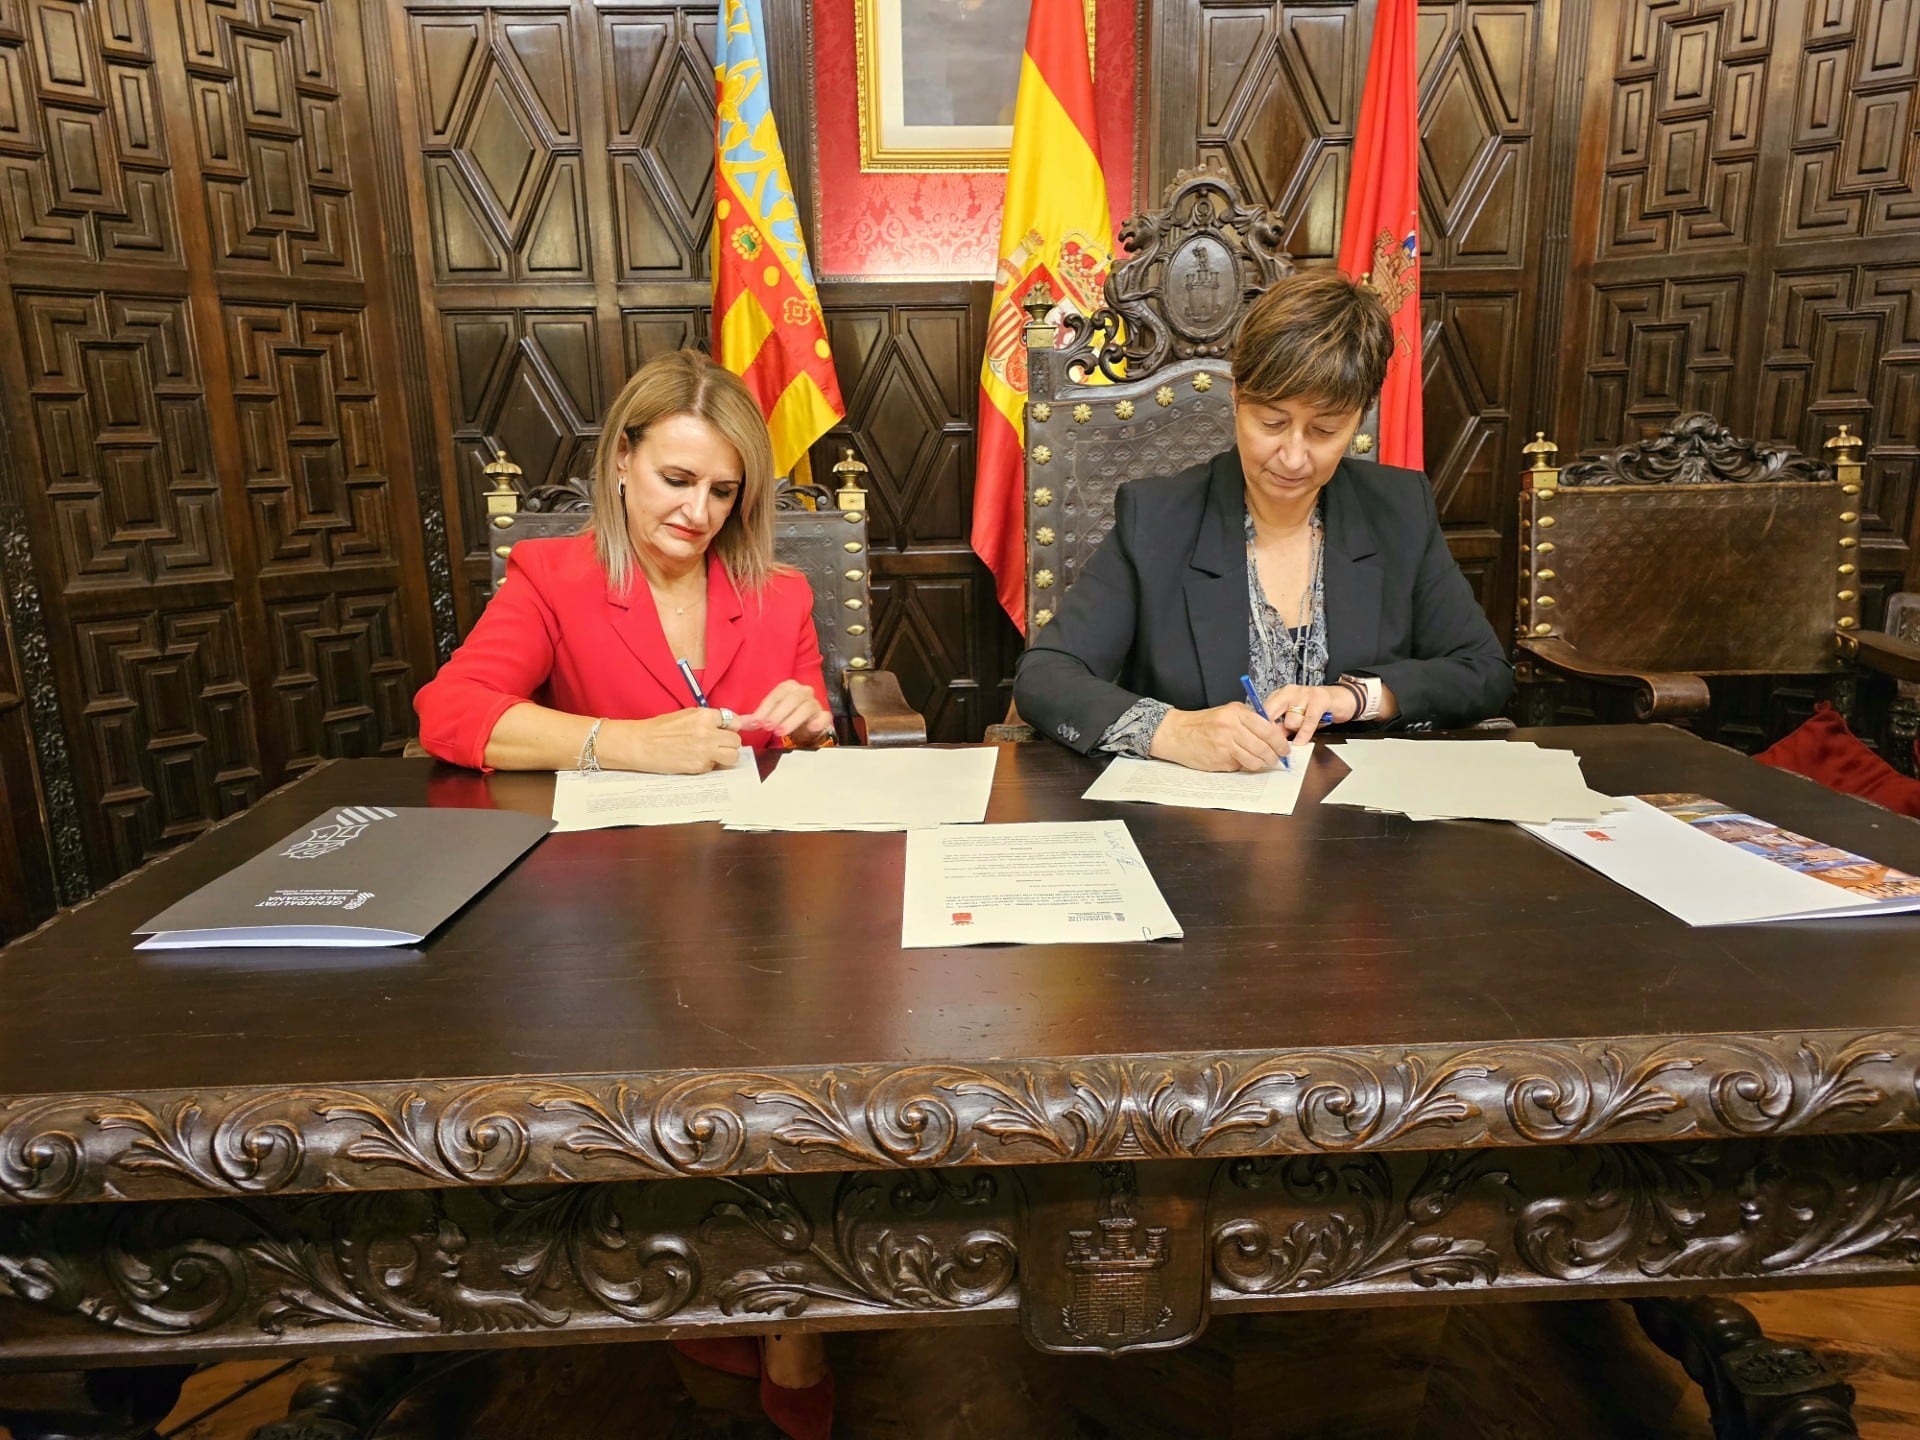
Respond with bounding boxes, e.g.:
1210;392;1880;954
812;0;1136;278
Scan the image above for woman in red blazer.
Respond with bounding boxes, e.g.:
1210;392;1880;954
415;350;835;774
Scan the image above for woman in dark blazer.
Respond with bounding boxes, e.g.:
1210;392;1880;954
1014;270;1513;771
415;350;834;774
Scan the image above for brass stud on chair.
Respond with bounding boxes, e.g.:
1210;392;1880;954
1035;568;1055;589
1032;403;1052;423
1193;373;1214;392
1073;403;1092;423
1035;526;1056;545
1840;512;1859;523
844;568;864;581
1034;608;1054;627
1032;486;1053;507
1838;616;1859;629
1839;589;1856;601
492;514;513;529
846;623;866;636
1533;622;1551;635
1840;536;1856;547
1538;595;1556;607
494;544;512;558
844;540;863;553
1839;562;1856;575
1350;433;1375;454
1537;568;1555;580
1032;444;1052;464
844;597;863;609
1842;483;1862;495
1155;385;1174;407
1115;400;1135;420
848;656;870;669
1538;515;1556;528
1536;541;1555;554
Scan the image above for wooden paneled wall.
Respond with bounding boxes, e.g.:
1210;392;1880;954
0;0;1914;931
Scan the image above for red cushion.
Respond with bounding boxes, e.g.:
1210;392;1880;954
1754;702;1920;818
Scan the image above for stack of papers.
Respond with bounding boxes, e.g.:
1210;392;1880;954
1324;740;1621;823
1525;793;1920;925
551;752;759;831
725;747;999;832
1082;748;1313;815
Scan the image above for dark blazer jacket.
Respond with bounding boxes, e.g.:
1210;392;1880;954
414;534;828;769
1012;449;1514;753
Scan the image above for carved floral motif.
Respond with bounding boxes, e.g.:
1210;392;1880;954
5;1033;1916;1207
1559;412;1833;487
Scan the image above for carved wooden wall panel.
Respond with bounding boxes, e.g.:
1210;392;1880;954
0;0;434;900
1150;0;1558;633
1561;0;1920;627
813;282;1021;742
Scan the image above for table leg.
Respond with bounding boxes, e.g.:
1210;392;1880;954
1631;1297;1860;1439
250;1353;480;1440
0;1366;191;1440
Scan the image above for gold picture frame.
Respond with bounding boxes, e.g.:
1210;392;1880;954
854;0;1096;173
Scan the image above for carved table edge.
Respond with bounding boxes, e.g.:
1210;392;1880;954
5;1027;1917;1205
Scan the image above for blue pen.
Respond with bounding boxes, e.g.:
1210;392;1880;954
1240;675;1291;772
675;657;710;709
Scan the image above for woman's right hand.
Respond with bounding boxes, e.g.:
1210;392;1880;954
1148;705;1292;772
601;709;741;774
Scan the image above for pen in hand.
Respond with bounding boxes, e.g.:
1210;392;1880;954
675;658;710;709
1240;675;1291;772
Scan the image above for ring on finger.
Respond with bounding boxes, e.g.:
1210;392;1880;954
718;707;737;731
1286;703;1307;716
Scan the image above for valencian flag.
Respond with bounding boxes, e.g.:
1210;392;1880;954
972;0;1114;633
1336;0;1423;470
713;0;844;477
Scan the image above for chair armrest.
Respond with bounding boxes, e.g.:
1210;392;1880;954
1840;629;1920;684
982;699;1034;744
847;669;927;747
1519;636;1711;720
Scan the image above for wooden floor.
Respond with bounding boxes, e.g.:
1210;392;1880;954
9;1288;1918;1438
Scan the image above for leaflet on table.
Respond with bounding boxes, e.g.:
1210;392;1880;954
1325;739;1620;823
1081;747;1313;815
901;820;1183;947
550;750;759;831
725;746;998;832
135;806;553;948
1522;793;1920;925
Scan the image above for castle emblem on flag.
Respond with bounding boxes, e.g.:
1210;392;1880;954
1365;227;1419;316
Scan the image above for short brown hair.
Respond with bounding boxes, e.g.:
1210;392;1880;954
1231;269;1394;415
586;350;779;595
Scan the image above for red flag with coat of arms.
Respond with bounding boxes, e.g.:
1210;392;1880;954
1336;0;1423;470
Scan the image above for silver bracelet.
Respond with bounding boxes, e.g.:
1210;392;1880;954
578;717;606;772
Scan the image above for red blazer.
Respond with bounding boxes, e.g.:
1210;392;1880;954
415;534;830;769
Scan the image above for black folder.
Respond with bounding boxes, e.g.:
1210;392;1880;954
134;805;553;949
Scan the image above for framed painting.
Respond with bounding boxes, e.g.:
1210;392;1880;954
855;0;1095;172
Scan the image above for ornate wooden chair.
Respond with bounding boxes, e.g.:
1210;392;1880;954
987;166;1398;740
1512;415;1920;747
479;445;925;746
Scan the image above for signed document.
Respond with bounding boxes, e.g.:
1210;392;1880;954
726;746;998;832
550;751;759;832
1082;747;1313;816
901;820;1183;947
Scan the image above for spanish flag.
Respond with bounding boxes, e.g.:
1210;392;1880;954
1336;0;1423;470
713;0;844;477
972;0;1114;633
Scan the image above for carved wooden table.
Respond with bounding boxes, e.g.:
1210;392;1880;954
4;727;1917;1438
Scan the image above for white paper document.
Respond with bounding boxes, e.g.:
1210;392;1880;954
551;751;759;832
1523;793;1920;926
1324;739;1621;823
901;820;1183;947
1082;747;1313;815
725;746;998;832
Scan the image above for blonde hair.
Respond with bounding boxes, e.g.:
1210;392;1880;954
1232;269;1394;415
586;350;779;594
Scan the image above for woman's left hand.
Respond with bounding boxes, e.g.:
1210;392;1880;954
741;680;834;744
1262;684;1359;747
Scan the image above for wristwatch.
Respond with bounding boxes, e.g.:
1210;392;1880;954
1339;673;1384;722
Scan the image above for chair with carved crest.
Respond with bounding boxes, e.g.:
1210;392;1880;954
986;165;1381;740
1512;415;1920;759
475;444;925;746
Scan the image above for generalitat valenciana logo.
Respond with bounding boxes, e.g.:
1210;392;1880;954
281;806;398;860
